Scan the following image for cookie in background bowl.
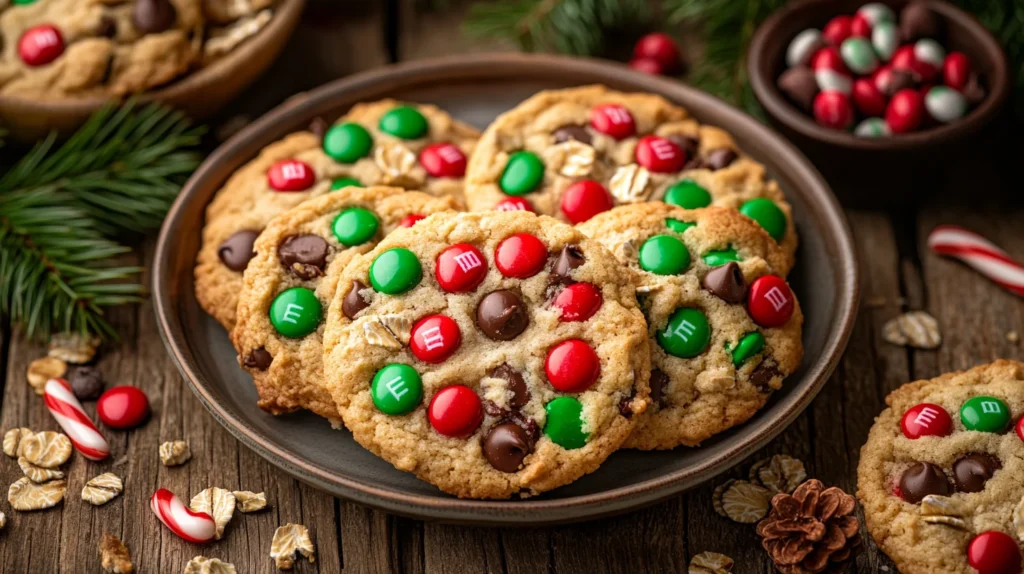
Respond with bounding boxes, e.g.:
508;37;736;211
579;203;803;449
322;210;651;498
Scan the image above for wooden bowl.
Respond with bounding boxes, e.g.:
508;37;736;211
0;0;305;142
152;53;859;524
748;0;1010;206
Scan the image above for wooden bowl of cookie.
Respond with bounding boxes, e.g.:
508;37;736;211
0;0;305;141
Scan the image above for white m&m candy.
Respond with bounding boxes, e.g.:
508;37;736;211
854;117;891;138
925;86;967;123
872;21;899;61
787;29;825;67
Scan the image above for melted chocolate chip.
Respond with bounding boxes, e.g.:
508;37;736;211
649;369;669;407
749;362;782;392
552;124;592;146
342;280;370;319
552;245;585;284
218;229;260;271
899;462;951;503
133;0;177;34
308;116;329;138
703;262;747;303
244;347;272;370
490;364;529;409
278;234;329;280
482;423;533;473
952;453;1001;493
667;134;700;160
704;148;738;171
98;16;118;38
67;366;104;401
476;290;529;341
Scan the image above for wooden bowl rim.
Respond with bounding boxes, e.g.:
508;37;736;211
748;0;1011;151
153;53;860;524
0;0;305;113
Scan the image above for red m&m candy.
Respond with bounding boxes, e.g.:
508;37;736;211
436;244;487;293
635;136;685;173
410;315;461;363
943;52;971;91
545;340;600;393
418;143;466;178
589;104;635;139
268;159;316;192
1015;415;1024;443
850;13;872;38
968;531;1022;574
900;403;953;439
495;233;547;279
885;89;925;133
813;91;854;130
747;275;795;328
852;78;888;117
428;385;483;438
97;386;150;429
561;180;613;224
822;15;853;46
399;214;425;227
19;25;64;67
494;197;534;212
553;283;602;322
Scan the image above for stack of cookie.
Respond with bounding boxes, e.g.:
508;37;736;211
194;87;804;499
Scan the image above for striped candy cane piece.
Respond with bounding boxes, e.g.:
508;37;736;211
151;488;217;544
927;225;1024;297
43;378;110;461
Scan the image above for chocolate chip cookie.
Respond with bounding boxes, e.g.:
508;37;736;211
0;0;276;98
195;102;479;330
463;85;797;267
322;211;651;498
578;203;803;449
232;186;457;422
857;360;1024;574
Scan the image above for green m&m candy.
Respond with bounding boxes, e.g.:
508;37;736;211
331;177;363;190
369;248;422;294
324;123;373;163
332;207;379;246
729;332;765;366
665;218;695;234
702;248;741;267
639;235;690;275
499;151;544;196
664;180;712;209
379;106;428;140
544;396;588;449
739;198;787;242
960;396;1011;433
657;308;710;358
269;287;322;338
371;364;423;415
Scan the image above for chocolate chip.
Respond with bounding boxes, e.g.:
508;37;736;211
98;16;117;38
704;148;738;171
899;462;951;503
278;234;329;280
67;366;104;401
900;2;942;42
309;117;329;138
552;124;592;146
218;229;260;272
952;453;1001;493
649;369;669;407
482;423;533;472
963;73;987;106
881;70;917;97
133;0;177;34
703;262;747;303
342;280;370;319
552;245;585;284
667;134;700;159
749;362;782;392
244;347;272;370
777;67;819;113
490;364;529;409
476;290;529;341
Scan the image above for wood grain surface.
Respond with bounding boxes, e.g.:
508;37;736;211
0;1;1020;572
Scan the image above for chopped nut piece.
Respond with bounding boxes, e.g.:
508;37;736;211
48;333;100;364
882;311;941;349
184;556;237;574
159;440;191;466
27;357;67;395
233;491;267;513
100;533;133;574
689;551;734;574
190;488;236;540
18;457;65;483
8;476;66;510
920;515;968;529
20;431;72;469
270;523;316;570
3;428;33;457
920;494;963;517
719;480;771;523
82;473;124;506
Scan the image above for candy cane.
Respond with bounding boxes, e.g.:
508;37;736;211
43;378;110;461
927;225;1024;297
150;489;217;544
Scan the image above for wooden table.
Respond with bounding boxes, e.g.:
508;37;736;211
1;2;1020;572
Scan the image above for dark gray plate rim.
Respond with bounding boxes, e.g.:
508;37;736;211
153;53;859;525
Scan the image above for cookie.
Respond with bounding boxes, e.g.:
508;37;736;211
322;211;651;498
464;85;797;267
231;186;458;421
0;0;274;98
578;203;803;449
857;360;1024;574
195;101;479;330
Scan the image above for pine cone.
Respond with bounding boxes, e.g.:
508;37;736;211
755;479;862;574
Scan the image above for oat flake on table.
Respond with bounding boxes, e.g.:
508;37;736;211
184;556;237;574
159;440;191;466
2;427;32;457
82;473;124;506
18;456;65;483
233;490;267;512
882;311;942;349
8;476;66;510
270;523;316;570
100;533;132;574
688;551;734;574
190;487;236;540
19;431;72;469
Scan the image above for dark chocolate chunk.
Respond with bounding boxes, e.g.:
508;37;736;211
749;362;782;392
952;453;1001;493
667;134;700;160
649;369;669;407
309;116;329;138
218;229;260;272
278;234;329;280
490;364;529;409
244;347;272;370
703;262;747;303
704;148;738;171
342;280;371;319
777;67;819;113
98;16;118;38
133;0;177;34
482;423;533;472
552;124;592;146
552;245;585;284
67;366;104;401
476;290;529;341
898;462;951;503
